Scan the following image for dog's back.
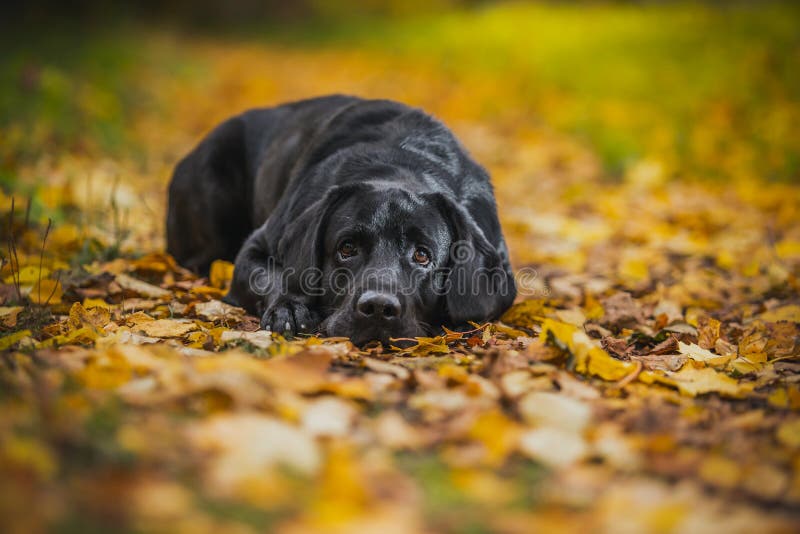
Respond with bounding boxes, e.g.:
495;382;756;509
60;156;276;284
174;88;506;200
167;95;494;275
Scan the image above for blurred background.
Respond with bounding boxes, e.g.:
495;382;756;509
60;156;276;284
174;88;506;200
2;0;798;286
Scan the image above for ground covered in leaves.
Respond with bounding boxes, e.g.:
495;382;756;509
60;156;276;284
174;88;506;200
2;3;800;533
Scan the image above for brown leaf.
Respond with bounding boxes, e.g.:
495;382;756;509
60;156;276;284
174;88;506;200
648;335;678;355
601;336;630;359
0;306;23;327
697;317;721;349
67;302;111;331
600;292;645;330
115;273;170;299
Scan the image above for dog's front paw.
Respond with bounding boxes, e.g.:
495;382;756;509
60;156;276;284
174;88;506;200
261;300;319;337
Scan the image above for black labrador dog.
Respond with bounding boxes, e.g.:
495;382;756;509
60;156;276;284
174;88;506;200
167;95;515;344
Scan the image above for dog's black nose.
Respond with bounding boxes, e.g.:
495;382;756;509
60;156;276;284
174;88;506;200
356;291;401;321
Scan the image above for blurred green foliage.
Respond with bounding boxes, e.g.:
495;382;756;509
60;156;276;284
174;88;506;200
293;2;800;179
2;1;798;181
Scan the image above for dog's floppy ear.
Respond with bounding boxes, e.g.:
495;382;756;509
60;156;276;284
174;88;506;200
276;183;368;290
427;192;516;324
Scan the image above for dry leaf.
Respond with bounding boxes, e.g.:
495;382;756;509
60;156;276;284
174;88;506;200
209;260;235;289
194;299;246;322
134;319;198;338
0;306;23;327
666;366;754;398
115;273;170;299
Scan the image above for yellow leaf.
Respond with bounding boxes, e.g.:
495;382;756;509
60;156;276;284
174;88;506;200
583;292;605;320
0;329;32;350
393;336;451;356
500;299;553;328
777;419;800;449
4;265;49;285
760;305;800;323
728;357;762;374
768;387;789;409
30;278;62;305
209;260;235;289
68;302;110;331
438;363;469;383
63;326;99;344
82;298;110;309
541;319;636;381
185;331;211;349
190;285;225;299
131;252;179;274
124;311;155;326
666;366;753;398
134;319;197;338
493;322;528;339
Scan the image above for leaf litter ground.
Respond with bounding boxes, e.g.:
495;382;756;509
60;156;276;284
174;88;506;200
2;8;800;533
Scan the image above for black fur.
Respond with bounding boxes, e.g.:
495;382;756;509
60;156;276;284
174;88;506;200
167;95;515;344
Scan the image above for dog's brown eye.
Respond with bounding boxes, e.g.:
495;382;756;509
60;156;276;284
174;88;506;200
338;240;357;259
412;247;431;265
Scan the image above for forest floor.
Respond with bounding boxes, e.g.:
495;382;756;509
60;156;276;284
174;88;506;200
1;3;800;533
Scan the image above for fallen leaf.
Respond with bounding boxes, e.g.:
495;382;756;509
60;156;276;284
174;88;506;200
209;260;235;289
697;317;721;349
500;299;552;329
541;319;637;381
30;278;62;305
219;329;273;349
665;366;754;398
115;273;170;299
678;341;718;362
67;302;111;331
193;299;245;322
600;292;645;330
760;305;800;323
0;329;32;350
134;319;198;338
0;306;23;327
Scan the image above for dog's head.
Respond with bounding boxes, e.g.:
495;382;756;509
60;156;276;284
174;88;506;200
278;182;516;345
